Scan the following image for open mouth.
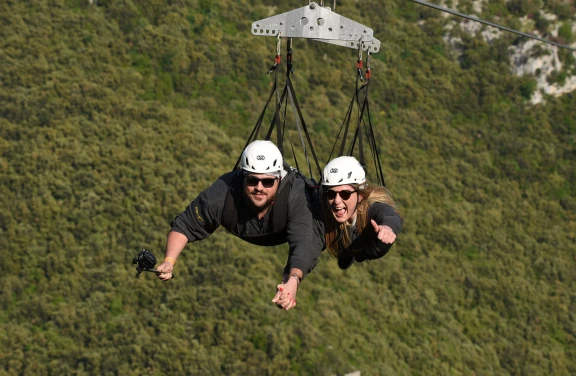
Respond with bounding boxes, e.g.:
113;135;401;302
332;207;346;217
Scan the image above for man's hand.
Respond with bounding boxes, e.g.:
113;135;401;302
371;220;396;244
155;261;174;281
271;277;298;310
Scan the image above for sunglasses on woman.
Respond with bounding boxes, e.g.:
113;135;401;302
244;176;278;188
324;190;357;200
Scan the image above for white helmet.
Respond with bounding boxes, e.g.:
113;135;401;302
240;140;283;175
322;156;366;186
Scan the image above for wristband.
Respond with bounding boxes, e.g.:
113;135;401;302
164;257;176;265
289;273;301;287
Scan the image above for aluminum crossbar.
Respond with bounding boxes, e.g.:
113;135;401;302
252;2;380;52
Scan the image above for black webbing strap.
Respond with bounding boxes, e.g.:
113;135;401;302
235;37;322;181
234;78;278;170
285;75;322;179
280;87;302;173
338;68;363;157
364;89;386;186
275;52;284;156
287;81;313;178
285;122;301;173
329;82;367;161
348;82;385;186
327;88;356;162
330;52;386;187
348;81;369;166
265;84;288;140
357;96;365;169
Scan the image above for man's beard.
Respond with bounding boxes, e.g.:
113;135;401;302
245;191;275;213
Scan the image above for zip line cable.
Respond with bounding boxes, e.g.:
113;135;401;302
409;0;576;52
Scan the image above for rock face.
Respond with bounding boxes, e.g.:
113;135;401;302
439;1;576;104
508;14;576;105
509;38;576;105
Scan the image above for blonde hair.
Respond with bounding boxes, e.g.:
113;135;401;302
323;183;402;258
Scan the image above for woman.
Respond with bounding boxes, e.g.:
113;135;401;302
321;156;402;269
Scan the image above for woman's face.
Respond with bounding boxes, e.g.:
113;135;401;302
324;184;362;224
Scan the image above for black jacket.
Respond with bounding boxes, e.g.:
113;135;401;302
170;169;325;277
337;202;402;269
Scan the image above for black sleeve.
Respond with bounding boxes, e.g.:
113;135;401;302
282;176;325;278
169;176;230;242
346;202;402;262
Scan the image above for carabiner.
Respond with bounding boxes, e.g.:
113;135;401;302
356;40;364;82
365;51;371;80
267;33;283;74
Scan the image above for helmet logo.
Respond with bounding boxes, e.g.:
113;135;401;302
330;168;338;173
257;155;265;160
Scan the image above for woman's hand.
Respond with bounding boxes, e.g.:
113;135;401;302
271;278;298;310
371;219;396;244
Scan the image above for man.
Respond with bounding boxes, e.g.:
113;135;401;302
156;140;325;310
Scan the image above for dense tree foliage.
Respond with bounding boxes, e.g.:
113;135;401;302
0;0;574;375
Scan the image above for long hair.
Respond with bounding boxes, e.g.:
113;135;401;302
322;183;402;258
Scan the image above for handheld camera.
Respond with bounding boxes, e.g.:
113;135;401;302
132;249;174;279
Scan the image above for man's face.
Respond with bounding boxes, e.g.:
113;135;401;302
242;172;280;214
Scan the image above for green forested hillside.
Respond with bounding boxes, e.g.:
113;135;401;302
1;0;575;375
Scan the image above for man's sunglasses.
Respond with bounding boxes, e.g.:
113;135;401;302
244;176;278;188
324;190;357;200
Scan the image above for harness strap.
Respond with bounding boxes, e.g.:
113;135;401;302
235;38;323;183
364;90;386;186
287;80;312;178
338;65;363;157
286;76;322;180
234;79;278;170
329;51;386;187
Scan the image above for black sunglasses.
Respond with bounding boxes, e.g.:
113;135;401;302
244;176;278;188
324;190;357;200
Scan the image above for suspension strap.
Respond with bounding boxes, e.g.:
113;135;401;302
264;39;321;179
280;86;302;173
363;51;385;186
337;41;367;158
234;36;282;169
330;49;385;186
328;83;363;162
265;84;288;139
234;79;278;170
287;82;310;176
286;75;322;179
364;84;386;186
348;81;368;167
349;52;385;186
274;38;291;156
235;36;322;180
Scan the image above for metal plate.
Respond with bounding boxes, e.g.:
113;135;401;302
313;37;381;53
252;2;375;42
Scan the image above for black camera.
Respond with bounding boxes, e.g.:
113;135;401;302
132;249;157;276
132;249;174;279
